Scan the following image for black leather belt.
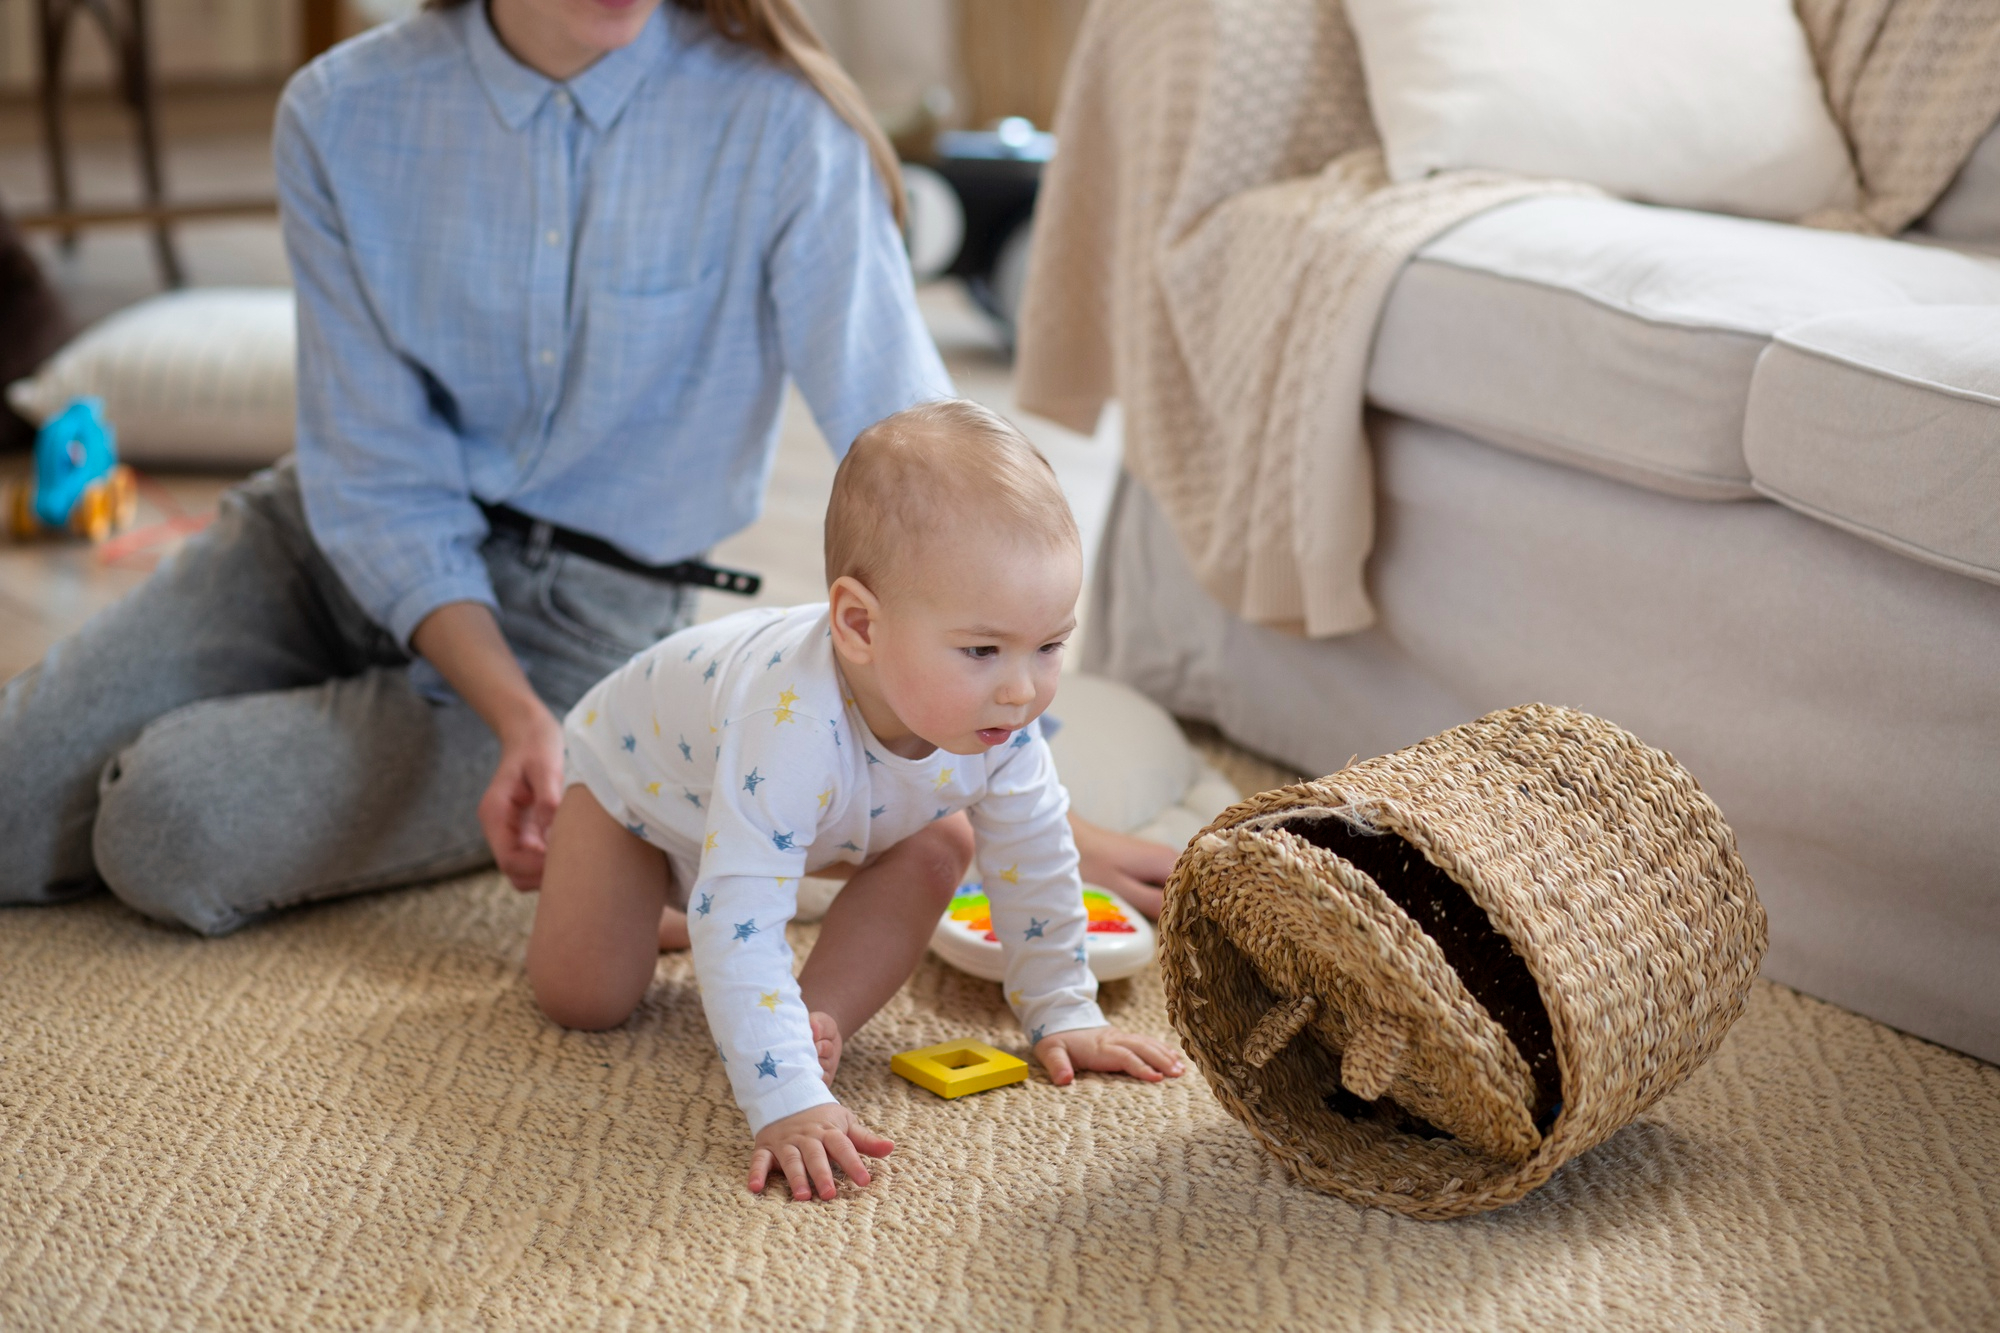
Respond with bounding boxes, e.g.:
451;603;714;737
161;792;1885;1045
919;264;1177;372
479;502;761;596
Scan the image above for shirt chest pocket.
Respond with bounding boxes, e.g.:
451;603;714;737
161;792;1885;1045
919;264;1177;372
572;271;728;432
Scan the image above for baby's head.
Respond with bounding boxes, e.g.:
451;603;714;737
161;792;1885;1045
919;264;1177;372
824;399;1081;757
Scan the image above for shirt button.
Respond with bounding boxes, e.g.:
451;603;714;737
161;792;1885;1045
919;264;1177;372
539;349;556;366
545;229;561;247
553;90;571;108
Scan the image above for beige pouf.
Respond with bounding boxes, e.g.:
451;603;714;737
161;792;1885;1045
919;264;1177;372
1160;703;1766;1219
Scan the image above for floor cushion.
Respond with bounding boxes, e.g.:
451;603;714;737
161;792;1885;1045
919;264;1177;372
6;287;294;467
1368;196;2000;499
1745;305;2000;586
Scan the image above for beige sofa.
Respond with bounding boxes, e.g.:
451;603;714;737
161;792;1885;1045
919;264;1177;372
1048;44;2000;1062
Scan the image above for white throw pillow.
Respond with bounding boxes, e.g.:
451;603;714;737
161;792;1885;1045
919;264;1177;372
1344;0;1858;220
6;287;295;467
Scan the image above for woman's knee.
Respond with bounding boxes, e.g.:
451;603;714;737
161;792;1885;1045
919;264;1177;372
91;718;254;936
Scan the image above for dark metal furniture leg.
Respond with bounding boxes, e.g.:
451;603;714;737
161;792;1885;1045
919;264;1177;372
32;0;185;288
118;0;182;286
34;0;78;254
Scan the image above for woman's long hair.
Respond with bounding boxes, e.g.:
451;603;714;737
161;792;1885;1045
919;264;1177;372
421;0;905;228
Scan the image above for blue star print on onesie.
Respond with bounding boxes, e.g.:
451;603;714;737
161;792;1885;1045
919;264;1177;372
557;602;1105;1136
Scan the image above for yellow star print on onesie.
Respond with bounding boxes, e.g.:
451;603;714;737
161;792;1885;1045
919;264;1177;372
773;686;800;726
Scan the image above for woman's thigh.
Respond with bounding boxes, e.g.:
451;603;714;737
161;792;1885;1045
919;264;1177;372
92;666;497;935
490;547;697;714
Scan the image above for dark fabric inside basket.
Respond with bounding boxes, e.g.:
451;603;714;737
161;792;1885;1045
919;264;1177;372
1281;814;1562;1131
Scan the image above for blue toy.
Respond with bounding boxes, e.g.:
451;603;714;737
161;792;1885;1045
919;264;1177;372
4;398;135;542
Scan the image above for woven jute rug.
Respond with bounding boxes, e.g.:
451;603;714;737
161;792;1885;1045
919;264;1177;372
4;753;1997;1329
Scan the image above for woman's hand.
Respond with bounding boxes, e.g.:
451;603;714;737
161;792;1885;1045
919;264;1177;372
479;702;565;890
411;600;564;890
1033;1025;1184;1086
1069;814;1180;920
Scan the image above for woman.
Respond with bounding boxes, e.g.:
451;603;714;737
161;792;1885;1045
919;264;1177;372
0;0;1173;937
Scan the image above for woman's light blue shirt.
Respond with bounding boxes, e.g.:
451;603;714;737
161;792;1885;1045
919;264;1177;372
276;3;952;646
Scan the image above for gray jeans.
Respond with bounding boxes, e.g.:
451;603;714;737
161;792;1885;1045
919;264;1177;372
0;460;692;935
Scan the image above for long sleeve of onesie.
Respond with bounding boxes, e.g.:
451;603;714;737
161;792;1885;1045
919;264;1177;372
968;728;1105;1044
687;703;843;1134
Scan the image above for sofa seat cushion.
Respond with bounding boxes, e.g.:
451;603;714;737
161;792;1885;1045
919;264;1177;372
1368;196;2000;499
1744;307;2000;585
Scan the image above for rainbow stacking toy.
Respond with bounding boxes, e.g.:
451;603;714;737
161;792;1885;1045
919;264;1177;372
929;881;1156;982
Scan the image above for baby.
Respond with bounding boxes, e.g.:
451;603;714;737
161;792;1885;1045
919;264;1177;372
527;399;1182;1202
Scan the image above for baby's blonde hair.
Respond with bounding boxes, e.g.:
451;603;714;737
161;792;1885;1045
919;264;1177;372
825;399;1080;597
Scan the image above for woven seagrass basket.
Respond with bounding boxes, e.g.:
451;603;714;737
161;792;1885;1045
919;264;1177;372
1160;704;1766;1219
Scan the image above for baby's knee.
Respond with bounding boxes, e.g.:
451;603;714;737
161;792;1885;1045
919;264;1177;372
92;727;252;937
529;967;640;1032
904;815;975;904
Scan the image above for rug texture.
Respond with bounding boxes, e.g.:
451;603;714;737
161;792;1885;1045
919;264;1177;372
4;778;1998;1329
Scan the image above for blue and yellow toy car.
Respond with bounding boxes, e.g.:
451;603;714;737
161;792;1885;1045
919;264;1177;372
3;397;136;542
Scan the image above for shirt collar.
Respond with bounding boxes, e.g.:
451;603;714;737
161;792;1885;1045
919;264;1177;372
461;0;671;133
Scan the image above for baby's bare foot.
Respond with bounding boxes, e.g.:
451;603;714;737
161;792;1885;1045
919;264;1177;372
658;906;690;952
809;1011;844;1084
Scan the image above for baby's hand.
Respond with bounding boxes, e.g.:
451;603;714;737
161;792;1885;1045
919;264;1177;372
748;1103;893;1201
1033;1025;1185;1086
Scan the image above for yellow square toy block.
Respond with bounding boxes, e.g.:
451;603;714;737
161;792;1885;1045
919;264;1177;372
890;1039;1029;1099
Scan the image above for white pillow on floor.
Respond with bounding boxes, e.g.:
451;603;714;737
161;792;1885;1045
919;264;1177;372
1042;672;1200;835
1345;0;1858;220
6;287;295;466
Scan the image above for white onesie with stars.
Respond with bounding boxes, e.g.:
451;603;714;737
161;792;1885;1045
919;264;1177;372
562;603;1105;1132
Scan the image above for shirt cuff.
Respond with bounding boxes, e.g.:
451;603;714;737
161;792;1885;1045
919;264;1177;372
741;1072;839;1136
384;569;500;651
1019;998;1107;1045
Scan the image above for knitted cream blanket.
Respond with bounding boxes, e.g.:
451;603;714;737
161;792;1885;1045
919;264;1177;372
1016;0;2000;637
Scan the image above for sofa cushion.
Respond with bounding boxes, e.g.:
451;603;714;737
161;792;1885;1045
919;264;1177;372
1368;196;2000;499
1744;307;2000;586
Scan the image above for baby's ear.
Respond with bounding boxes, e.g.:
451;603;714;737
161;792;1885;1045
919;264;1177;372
828;576;881;661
